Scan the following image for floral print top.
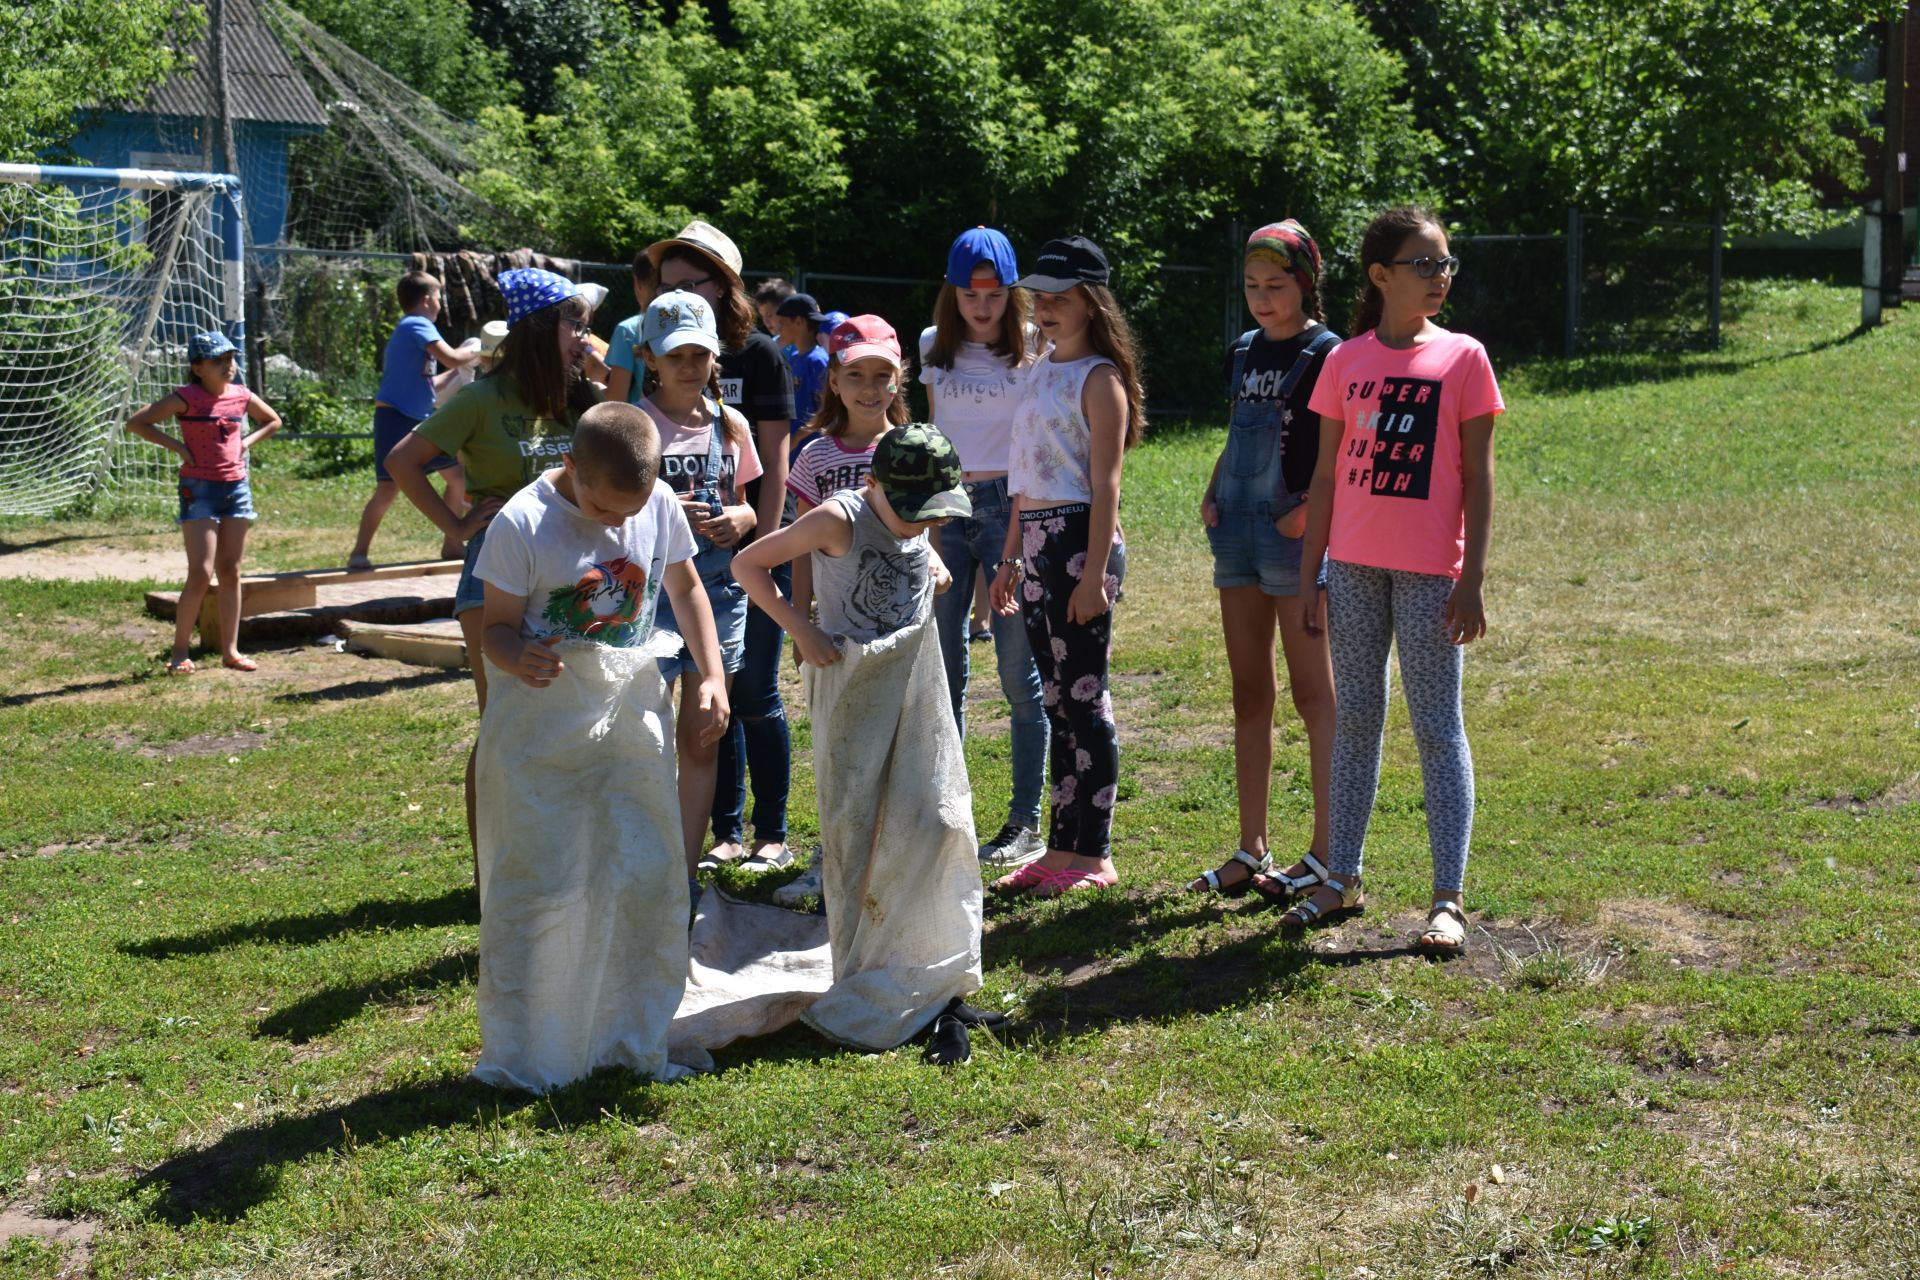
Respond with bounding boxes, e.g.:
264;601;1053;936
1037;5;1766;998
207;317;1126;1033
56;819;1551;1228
1007;353;1115;505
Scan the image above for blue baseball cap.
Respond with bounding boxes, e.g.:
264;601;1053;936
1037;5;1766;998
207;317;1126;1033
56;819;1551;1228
497;268;581;327
639;289;721;356
820;310;849;339
945;226;1018;290
187;331;237;363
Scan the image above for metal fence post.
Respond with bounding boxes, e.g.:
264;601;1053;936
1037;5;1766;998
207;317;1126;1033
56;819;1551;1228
1865;198;1885;328
1708;208;1724;350
1564;205;1582;357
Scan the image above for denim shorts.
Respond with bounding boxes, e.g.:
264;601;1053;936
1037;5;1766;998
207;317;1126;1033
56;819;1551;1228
177;476;256;524
452;523;489;616
373;405;456;483
1207;501;1325;597
656;585;748;683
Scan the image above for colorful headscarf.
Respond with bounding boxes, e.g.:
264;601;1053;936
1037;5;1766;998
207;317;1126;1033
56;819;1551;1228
1244;219;1321;297
497;268;580;328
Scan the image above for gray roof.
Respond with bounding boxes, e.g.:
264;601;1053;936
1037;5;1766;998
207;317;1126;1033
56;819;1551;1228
131;0;328;129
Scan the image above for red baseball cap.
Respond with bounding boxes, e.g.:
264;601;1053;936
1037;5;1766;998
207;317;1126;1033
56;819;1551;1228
826;313;902;368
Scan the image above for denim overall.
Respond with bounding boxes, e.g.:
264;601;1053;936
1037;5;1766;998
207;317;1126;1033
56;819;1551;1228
1207;326;1337;594
655;398;746;645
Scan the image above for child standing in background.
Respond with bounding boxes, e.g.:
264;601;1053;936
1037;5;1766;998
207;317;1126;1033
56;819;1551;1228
1191;221;1340;904
989;236;1145;897
774;291;830;442
125;331;281;674
919;226;1049;869
629;289;761;887
349;270;480;571
1283;206;1503;955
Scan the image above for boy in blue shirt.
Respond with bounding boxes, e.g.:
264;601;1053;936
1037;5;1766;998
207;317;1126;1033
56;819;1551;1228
774;292;830;441
349;271;483;570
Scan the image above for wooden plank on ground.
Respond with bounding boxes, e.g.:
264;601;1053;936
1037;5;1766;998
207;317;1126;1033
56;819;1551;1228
338;618;468;670
145;559;461;622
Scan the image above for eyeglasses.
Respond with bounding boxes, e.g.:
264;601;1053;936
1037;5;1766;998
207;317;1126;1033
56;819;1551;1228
566;320;593;337
661;273;717;293
1386;255;1461;279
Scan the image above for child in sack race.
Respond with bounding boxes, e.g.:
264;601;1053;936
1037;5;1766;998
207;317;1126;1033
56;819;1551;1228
732;423;999;1063
469;401;730;1093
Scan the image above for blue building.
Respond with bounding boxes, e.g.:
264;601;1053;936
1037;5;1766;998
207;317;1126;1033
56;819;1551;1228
66;0;327;249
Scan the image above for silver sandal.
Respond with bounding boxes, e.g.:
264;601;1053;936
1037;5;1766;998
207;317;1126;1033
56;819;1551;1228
1250;851;1332;905
1277;876;1365;934
1191;848;1271;898
1418;899;1468;955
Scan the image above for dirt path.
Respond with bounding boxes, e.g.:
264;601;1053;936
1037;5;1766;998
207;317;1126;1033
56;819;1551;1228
0;547;182;582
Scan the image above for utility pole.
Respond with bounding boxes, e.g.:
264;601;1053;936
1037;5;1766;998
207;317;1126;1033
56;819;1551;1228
1881;6;1908;310
210;0;238;180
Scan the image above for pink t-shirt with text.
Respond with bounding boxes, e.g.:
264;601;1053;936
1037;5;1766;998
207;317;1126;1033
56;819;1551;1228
1307;328;1503;579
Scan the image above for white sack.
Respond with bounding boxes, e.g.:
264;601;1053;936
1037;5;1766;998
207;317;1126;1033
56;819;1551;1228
472;633;688;1092
669;890;833;1072
799;603;983;1050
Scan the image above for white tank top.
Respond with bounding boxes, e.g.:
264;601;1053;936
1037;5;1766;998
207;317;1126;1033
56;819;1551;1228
916;325;1033;473
1007;353;1114;505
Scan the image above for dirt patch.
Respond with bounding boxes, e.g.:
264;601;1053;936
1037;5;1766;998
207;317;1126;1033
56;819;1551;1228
0;547;182;581
101;729;269;759
0;1204;97;1273
1594;898;1739;969
1810;773;1920;813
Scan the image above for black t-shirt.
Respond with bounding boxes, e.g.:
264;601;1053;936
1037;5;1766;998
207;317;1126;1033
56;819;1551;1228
1229;324;1340;498
721;331;797;543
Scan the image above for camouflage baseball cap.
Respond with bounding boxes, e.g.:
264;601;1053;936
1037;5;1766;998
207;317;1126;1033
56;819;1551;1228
871;423;971;523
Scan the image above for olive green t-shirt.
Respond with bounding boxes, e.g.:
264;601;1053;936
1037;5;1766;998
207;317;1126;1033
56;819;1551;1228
416;377;577;502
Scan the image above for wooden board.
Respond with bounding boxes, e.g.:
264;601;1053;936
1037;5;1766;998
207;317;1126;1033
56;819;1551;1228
337;617;468;670
145;559;462;641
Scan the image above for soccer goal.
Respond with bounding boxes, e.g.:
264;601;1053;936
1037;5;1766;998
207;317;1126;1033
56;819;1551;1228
0;163;246;515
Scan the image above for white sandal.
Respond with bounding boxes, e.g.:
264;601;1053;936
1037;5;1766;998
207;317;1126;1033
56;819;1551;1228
1418;899;1468;954
1190;848;1271;898
1251;850;1332;905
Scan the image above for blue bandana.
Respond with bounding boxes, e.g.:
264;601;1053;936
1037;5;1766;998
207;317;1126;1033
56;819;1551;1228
498;268;579;328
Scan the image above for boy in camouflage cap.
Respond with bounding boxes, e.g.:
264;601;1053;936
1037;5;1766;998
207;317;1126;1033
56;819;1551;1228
732;423;993;1065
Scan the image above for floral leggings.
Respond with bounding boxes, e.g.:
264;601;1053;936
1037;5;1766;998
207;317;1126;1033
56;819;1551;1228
1019;503;1127;858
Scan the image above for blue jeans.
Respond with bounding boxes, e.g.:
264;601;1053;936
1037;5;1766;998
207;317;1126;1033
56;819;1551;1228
934;476;1047;830
711;561;791;844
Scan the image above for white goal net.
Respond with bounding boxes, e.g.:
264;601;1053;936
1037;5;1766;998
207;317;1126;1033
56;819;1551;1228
0;163;245;515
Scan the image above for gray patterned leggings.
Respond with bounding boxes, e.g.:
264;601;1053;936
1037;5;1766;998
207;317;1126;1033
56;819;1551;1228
1326;559;1474;894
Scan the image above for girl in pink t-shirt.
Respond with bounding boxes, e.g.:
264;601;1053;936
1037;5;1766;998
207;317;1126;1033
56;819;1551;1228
1285;207;1504;955
125;332;282;675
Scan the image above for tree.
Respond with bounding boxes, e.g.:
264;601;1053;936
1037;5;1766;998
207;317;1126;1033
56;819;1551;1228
287;0;512;118
1358;0;1901;233
0;0;204;161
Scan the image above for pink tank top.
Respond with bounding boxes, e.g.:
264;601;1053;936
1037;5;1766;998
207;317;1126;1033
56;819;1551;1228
175;383;252;482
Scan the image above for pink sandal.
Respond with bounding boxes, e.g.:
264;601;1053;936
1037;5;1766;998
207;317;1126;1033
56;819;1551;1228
1030;867;1118;898
989;861;1058;894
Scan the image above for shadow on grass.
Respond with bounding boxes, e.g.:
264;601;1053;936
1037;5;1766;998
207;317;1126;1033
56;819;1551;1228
258;949;477;1043
270;668;466;704
122;886;477;959
2;673;152;708
1516;324;1872;395
135;1072;671;1225
0;531;103;553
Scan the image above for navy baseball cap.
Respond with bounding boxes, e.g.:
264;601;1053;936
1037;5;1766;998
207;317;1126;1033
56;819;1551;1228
775;292;827;323
1016;236;1110;293
945;226;1019;290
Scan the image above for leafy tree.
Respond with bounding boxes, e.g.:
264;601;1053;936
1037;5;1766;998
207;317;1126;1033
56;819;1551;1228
1357;0;1900;233
468;0;623;117
0;0;203;161
287;0;512;118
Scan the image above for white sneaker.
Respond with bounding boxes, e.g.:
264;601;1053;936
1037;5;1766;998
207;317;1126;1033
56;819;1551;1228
772;855;825;910
979;822;1046;867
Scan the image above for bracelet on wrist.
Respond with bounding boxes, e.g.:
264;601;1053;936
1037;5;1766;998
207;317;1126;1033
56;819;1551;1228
992;557;1023;573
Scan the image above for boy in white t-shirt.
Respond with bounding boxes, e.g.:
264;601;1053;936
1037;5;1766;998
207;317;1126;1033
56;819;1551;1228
468;402;730;1093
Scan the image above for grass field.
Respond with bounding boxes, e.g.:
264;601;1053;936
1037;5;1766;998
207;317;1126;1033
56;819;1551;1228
2;278;1918;1279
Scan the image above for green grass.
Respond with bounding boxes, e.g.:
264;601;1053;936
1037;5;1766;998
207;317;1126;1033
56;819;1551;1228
3;276;1919;1278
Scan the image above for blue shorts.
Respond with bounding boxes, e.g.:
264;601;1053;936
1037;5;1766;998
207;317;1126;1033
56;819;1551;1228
1207;502;1325;597
373;405;457;483
453;523;488;617
177;476;256;524
655;589;748;683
